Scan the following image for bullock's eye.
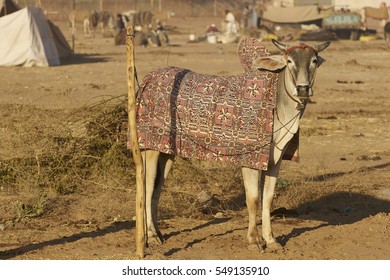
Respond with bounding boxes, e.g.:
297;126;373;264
312;58;318;64
287;59;293;64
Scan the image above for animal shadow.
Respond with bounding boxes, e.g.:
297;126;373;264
61;53;111;65
276;191;390;246
0;221;134;260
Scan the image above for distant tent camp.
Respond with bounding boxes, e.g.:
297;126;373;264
0;0;71;66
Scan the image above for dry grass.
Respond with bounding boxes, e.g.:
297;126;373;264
0;96;134;221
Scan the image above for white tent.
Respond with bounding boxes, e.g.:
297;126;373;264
0;6;62;66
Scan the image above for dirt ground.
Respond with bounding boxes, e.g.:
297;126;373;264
0;16;390;260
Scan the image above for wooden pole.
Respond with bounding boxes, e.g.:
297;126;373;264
126;26;146;259
71;0;76;55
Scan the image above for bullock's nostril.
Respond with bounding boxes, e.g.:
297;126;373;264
296;85;310;96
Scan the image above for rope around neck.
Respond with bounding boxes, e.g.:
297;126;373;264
274;110;301;151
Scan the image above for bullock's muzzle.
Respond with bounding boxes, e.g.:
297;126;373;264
296;85;311;99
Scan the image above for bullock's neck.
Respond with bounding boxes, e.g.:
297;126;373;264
271;70;306;163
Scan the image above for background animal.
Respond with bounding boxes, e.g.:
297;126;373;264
69;10;114;37
385;21;390;48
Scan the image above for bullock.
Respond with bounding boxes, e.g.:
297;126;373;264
133;38;330;251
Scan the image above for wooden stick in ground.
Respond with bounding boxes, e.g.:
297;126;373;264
71;0;76;55
126;26;145;258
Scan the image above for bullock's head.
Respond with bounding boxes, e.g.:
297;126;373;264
254;40;330;102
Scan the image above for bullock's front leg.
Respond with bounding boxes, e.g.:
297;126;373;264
242;167;266;251
261;160;283;252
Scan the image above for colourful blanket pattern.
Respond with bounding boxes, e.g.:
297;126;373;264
135;67;278;170
133;38;280;170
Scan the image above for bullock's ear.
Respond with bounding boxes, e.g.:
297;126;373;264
316;56;326;67
253;55;286;71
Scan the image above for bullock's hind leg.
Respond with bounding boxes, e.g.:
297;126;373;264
149;153;175;244
261;161;283;252
142;150;161;244
242;167;266;251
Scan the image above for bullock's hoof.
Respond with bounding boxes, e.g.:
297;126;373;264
247;243;265;252
247;239;266;252
265;241;283;252
147;231;164;246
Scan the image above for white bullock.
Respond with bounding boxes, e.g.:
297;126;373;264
138;39;330;251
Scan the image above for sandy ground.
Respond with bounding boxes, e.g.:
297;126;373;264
0;17;389;260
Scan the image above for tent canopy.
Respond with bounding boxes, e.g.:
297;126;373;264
262;5;333;24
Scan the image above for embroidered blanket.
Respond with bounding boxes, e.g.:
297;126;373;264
130;38;298;169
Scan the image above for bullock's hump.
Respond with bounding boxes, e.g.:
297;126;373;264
238;38;271;72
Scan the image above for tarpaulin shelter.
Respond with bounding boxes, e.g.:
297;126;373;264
361;3;389;30
0;0;71;67
262;5;333;24
333;0;387;11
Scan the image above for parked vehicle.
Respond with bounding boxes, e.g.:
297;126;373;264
322;12;362;40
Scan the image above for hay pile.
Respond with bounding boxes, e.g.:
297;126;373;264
0;97;132;195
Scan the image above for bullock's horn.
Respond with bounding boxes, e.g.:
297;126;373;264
313;41;331;53
272;39;288;52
